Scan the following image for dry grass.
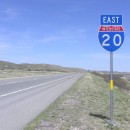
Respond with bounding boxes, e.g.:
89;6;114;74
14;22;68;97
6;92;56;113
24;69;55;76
0;70;60;79
24;73;130;130
92;72;130;91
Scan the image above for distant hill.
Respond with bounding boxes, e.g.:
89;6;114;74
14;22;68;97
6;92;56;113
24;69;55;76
0;61;87;73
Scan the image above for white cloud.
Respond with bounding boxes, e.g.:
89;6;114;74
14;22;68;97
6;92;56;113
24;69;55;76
41;36;62;43
0;8;19;20
0;43;10;52
61;28;88;38
5;8;18;17
83;53;130;60
66;1;97;13
114;54;130;59
0;43;10;48
83;53;109;59
40;28;88;44
66;6;85;13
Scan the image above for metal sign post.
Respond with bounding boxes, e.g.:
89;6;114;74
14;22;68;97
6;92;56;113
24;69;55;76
98;15;125;127
110;52;114;126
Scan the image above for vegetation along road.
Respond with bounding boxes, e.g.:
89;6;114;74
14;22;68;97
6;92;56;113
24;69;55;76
25;73;130;130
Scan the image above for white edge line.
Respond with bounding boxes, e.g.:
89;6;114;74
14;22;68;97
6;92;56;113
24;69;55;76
0;74;80;98
0;74;56;80
0;73;69;85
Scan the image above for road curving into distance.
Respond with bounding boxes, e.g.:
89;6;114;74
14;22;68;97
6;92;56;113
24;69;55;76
0;73;82;130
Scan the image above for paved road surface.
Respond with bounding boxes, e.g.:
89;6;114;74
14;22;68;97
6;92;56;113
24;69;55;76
0;73;82;130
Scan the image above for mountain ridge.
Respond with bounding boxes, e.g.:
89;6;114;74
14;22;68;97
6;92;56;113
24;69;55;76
0;61;87;73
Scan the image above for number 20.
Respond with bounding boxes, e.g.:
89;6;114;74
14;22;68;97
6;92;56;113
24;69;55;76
102;34;122;46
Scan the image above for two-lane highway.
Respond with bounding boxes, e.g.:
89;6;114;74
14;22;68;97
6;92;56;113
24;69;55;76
0;73;82;130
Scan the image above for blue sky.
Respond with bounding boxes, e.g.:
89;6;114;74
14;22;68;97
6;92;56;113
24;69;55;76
0;0;130;72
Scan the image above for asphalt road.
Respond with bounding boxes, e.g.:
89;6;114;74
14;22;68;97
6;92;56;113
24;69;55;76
0;73;82;130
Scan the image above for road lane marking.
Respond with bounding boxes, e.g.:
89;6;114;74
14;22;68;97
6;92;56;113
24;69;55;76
0;74;67;85
9;81;21;84
0;74;57;81
0;74;80;98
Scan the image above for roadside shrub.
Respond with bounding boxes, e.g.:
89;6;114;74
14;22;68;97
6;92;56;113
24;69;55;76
92;72;130;91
